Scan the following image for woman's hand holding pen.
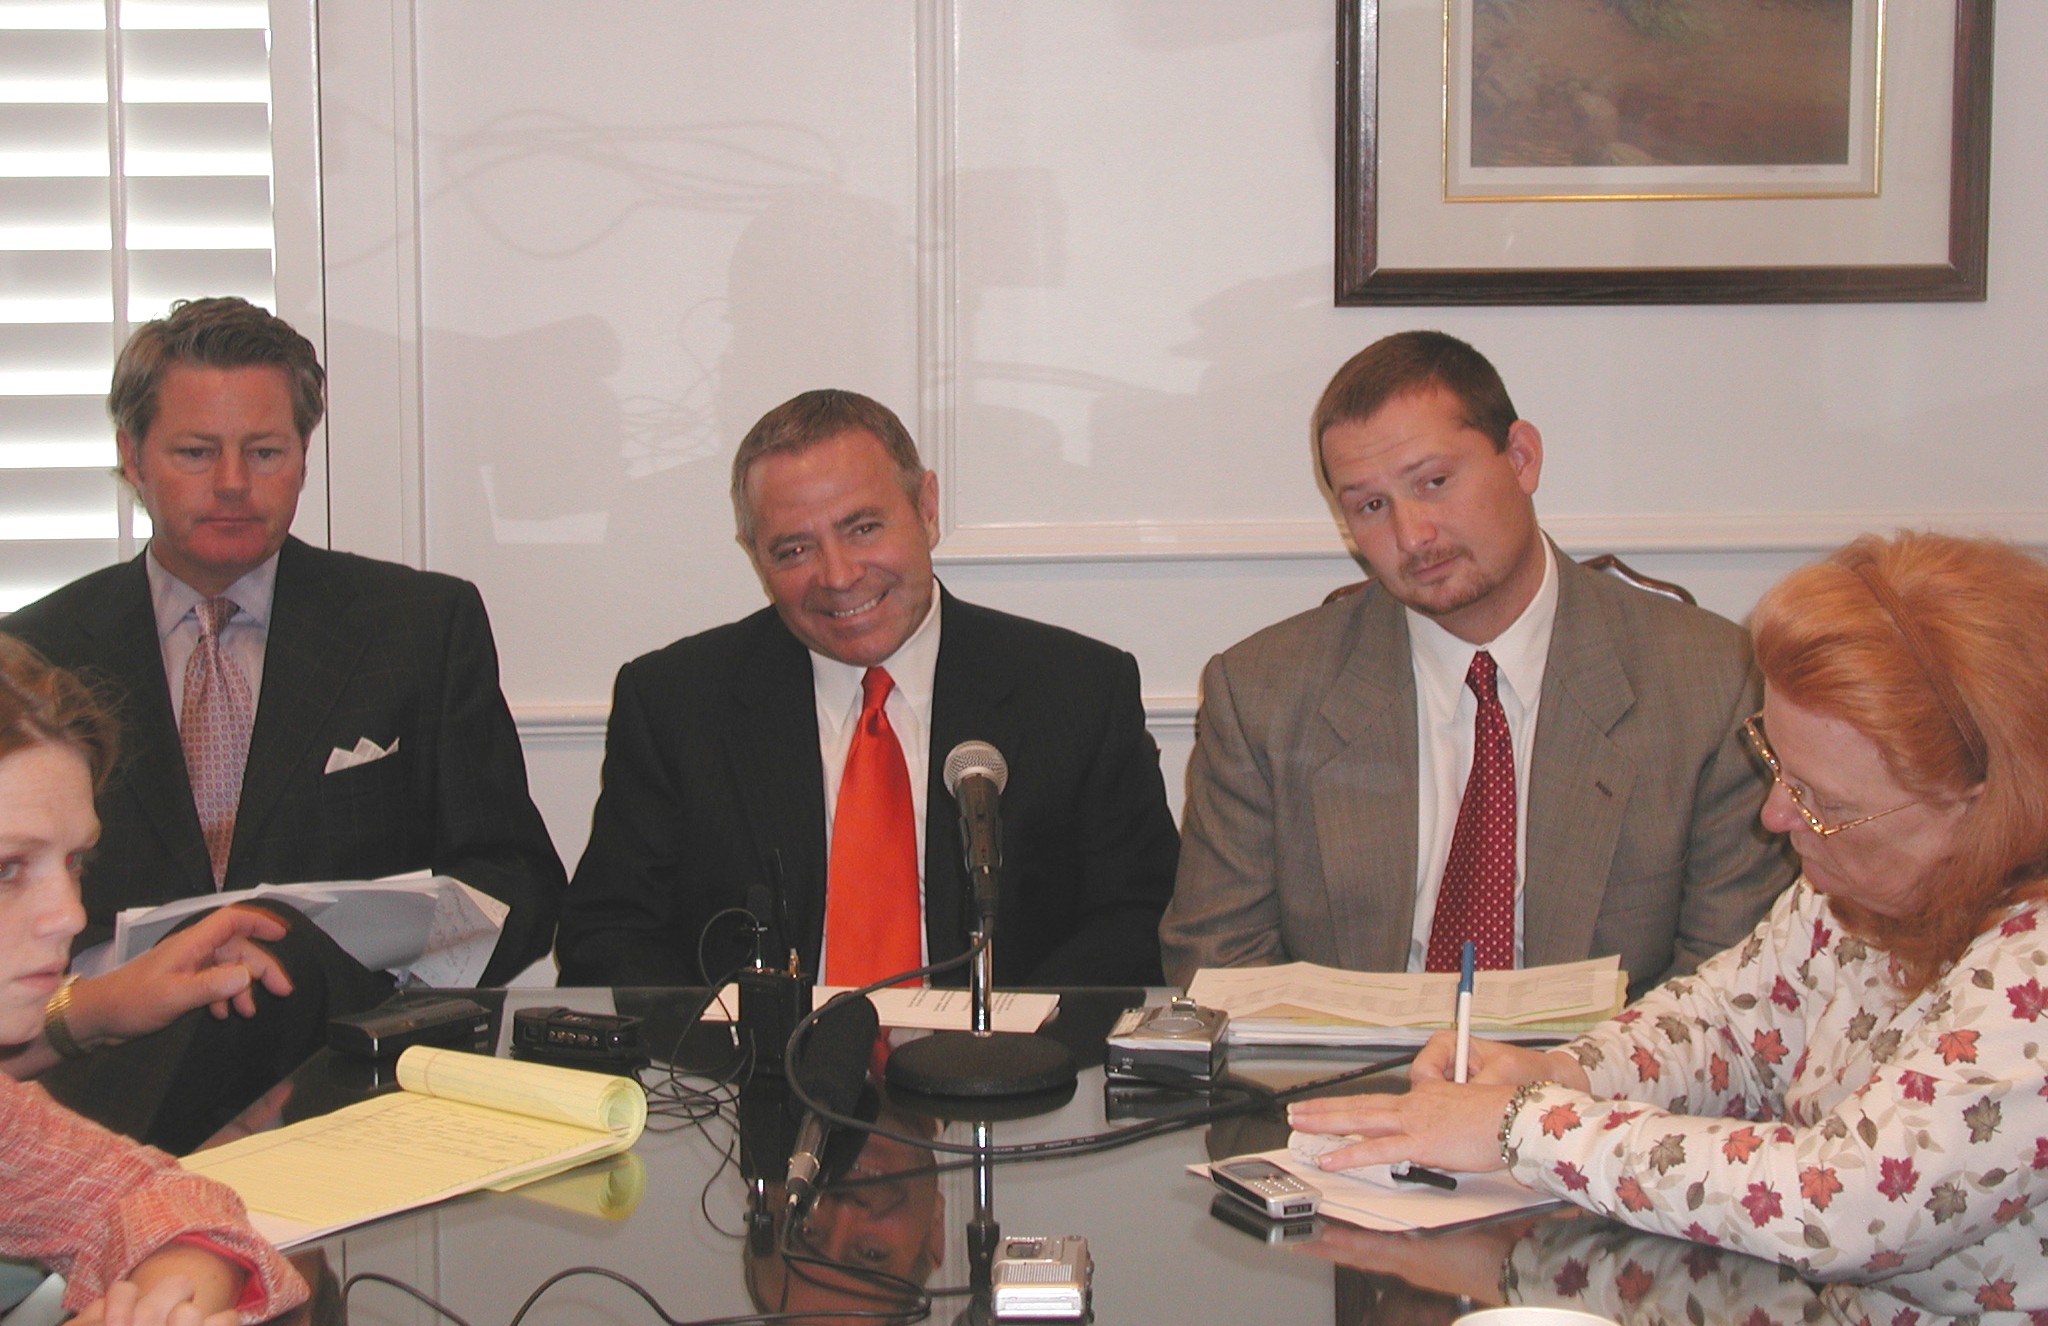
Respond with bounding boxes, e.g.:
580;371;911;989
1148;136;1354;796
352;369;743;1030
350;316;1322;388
1410;1032;1588;1090
1288;1031;1592;1175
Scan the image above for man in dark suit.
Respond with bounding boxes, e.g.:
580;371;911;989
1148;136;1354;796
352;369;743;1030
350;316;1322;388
3;297;562;985
557;389;1177;988
1160;332;1794;997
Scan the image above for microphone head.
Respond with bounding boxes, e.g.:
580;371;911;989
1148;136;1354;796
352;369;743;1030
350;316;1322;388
944;740;1009;796
794;993;880;1116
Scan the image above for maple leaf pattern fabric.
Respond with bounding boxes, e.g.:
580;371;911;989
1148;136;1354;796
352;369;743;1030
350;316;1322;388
1498;879;2048;1317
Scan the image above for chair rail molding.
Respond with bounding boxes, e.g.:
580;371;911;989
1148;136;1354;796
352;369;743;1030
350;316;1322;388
932;510;2048;565
514;697;1199;746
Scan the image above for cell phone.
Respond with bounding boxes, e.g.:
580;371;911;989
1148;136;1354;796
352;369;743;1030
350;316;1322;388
1209;1157;1321;1219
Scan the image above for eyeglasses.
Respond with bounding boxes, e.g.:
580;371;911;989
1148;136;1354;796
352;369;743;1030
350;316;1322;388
1742;713;1915;838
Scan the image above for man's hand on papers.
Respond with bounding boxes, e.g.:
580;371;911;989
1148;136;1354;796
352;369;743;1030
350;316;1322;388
77;904;295;1042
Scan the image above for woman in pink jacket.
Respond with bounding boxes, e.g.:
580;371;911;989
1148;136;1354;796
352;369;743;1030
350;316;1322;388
0;633;304;1325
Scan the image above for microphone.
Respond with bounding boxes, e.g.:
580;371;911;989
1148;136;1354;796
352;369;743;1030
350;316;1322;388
885;740;1073;1098
943;741;1008;935
783;992;880;1218
743;881;775;965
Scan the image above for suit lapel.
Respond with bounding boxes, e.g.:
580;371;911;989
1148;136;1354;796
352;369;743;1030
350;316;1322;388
1311;588;1421;971
923;592;1015;964
232;539;368;867
724;616;830;961
83;557;214;890
1524;555;1637;967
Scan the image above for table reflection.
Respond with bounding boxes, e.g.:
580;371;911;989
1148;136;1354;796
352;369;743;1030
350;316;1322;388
1312;1210;1977;1326
745;1106;947;1325
239;990;1998;1326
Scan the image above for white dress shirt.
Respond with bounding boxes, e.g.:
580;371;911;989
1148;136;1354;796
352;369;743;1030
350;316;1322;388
811;593;942;975
1405;539;1559;969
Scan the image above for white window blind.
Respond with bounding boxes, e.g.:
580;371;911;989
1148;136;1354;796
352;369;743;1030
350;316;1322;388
0;0;276;611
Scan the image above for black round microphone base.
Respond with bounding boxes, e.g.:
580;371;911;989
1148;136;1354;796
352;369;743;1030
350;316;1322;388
885;1030;1077;1098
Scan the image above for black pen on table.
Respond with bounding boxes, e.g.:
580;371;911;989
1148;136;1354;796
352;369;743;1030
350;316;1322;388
1392;940;1476;1193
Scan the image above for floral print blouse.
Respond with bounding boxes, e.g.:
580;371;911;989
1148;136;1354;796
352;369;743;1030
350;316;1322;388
1500;878;2048;1318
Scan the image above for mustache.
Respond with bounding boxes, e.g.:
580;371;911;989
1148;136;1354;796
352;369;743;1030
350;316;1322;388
1400;549;1464;577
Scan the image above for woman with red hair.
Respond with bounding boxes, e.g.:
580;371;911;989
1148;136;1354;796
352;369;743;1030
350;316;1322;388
1292;531;2048;1318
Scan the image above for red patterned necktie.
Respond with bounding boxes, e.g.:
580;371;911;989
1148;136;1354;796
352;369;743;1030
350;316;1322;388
824;667;922;987
1426;650;1517;971
181;595;253;888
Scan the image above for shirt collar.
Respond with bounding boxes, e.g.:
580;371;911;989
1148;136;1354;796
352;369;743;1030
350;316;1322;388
1406;538;1558;712
811;589;944;732
146;546;280;641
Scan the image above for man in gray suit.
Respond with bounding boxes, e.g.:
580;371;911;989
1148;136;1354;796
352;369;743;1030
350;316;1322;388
1160;332;1793;997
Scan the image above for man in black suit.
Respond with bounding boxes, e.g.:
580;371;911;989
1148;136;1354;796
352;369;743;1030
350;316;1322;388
557;389;1177;987
4;297;562;985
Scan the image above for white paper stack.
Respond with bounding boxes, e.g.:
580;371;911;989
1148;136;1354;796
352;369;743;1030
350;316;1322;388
84;872;508;988
1186;956;1626;1049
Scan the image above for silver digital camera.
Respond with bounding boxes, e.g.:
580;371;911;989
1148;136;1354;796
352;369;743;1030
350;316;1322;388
1104;995;1226;1083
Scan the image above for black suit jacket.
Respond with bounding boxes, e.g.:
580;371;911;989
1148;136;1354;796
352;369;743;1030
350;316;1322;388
3;537;565;984
556;590;1179;987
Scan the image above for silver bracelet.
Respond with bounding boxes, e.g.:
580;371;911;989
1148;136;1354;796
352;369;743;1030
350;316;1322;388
1498;1079;1555;1169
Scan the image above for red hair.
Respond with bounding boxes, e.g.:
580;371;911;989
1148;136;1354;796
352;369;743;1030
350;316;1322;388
1751;532;2048;993
0;635;116;791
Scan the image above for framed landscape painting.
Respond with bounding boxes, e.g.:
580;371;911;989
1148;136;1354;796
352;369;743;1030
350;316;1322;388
1336;0;1993;304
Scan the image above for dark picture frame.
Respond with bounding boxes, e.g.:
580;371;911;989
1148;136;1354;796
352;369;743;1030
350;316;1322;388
1336;0;1994;305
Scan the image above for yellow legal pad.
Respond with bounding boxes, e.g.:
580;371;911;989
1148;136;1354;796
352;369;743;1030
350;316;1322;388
181;1046;647;1247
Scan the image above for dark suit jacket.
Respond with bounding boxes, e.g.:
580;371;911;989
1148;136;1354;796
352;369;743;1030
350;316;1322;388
2;537;565;984
556;590;1179;987
1160;551;1796;998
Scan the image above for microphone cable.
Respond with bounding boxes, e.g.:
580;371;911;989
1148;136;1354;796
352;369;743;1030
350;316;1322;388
346;1265;928;1326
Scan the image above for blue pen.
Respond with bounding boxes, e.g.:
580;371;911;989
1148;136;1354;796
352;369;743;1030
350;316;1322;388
1453;939;1476;1084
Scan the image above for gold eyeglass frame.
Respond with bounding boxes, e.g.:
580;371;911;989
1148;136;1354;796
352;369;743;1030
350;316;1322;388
1742;712;1914;838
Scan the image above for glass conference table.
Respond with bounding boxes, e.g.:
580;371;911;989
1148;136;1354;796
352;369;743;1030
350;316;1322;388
244;988;1929;1326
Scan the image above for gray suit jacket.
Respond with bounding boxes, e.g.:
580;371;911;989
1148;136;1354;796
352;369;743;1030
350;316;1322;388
1159;551;1795;997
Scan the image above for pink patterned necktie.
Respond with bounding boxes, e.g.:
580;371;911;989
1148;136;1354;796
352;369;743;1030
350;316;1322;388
1426;650;1517;971
181;595;253;887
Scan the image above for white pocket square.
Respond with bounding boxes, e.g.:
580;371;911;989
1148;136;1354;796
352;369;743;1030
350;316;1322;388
324;736;401;774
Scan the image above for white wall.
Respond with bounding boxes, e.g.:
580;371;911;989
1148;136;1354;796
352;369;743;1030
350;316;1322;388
310;0;2048;871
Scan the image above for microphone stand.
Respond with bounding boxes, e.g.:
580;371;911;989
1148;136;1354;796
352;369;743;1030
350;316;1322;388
885;877;1076;1097
943;1119;1002;1326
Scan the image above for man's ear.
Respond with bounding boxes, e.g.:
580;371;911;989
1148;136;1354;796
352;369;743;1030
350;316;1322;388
917;469;940;549
734;530;774;596
116;429;143;489
924;1188;946;1270
1504;420;1543;496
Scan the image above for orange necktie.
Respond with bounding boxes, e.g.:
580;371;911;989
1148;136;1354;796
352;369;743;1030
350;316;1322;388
824;667;922;986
